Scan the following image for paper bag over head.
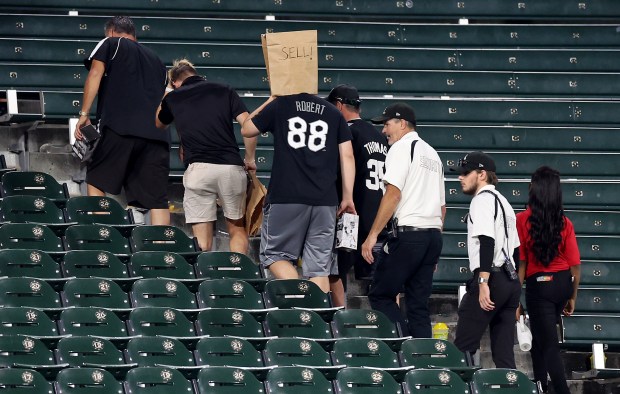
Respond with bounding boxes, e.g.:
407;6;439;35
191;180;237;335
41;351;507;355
261;30;318;96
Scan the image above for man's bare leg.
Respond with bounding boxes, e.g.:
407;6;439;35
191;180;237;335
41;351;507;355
150;208;170;225
226;217;249;254
269;260;299;279
329;276;345;307
192;222;214;251
310;276;330;293
87;183;106;197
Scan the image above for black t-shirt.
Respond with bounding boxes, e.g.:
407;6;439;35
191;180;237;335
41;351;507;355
349;119;389;241
85;37;167;143
252;93;352;206
158;76;248;167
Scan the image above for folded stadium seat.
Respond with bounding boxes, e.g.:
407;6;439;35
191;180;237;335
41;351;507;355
0;154;16;175
194;337;272;381
0;367;53;394
197;279;269;320
331;338;412;382
0;195;74;236
263;310;334;351
57;307;130;349
263;337;342;380
62;250;136;292
0;335;67;379
55;367;124;394
195;251;268;292
130;225;200;262
129;251;201;292
129;278;197;311
263;279;342;321
0;248;66;290
0;306;65;348
399;338;480;382
402;368;469;394
64;224;132;261
264;366;332;394
125;336;198;378
470;368;537;394
0;277;62;315
124;366;195;394
334;367;402;394
196;366;264;394
574;288;620;314
432;257;471;292
0;223;65;260
56;336;135;379
1;171;69;208
61;278;131;314
331;309;410;351
195;308;268;350
127;306;197;349
65;196;137;237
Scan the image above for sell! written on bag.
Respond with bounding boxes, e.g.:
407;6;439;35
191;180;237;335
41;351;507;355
261;30;318;96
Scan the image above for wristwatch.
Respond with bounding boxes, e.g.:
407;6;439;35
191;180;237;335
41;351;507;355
478;277;489;284
78;111;89;116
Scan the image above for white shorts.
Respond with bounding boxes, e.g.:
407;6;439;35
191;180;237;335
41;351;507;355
183;163;247;223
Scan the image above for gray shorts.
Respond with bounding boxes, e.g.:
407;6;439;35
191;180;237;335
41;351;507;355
260;203;338;278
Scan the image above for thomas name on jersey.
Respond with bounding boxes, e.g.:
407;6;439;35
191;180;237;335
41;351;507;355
295;100;325;115
364;141;388;156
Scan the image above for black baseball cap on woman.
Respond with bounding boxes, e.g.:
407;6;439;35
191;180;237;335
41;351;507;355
370;102;416;125
449;151;497;174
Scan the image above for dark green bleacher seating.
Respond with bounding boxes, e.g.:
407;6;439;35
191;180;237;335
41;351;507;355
562;314;620;347
580;261;620;287
574;288;620;314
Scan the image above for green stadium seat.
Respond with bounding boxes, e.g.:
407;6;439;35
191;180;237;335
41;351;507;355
402;368;469;393
579;261;620;287
62;250;134;291
124;366;194;394
573;288;620;314
196;366;264;394
0;195;71;236
263;279;341;321
565;210;620;235
65;196;136;237
334;367;402;394
0;306;60;338
130;278;197;310
129;251;199;291
263;338;340;380
130;225;200;261
195;308;265;345
1;171;69;207
263;310;333;349
55;367;123;394
197;279;265;312
64;225;132;261
577;236;620;260
331;309;406;351
57;307;128;340
561;314;620;347
56;336;134;378
195;251;267;292
264;366;332;394
0;368;53;394
127;307;196;343
61;278;131;311
194;337;264;368
331;338;410;381
0;223;64;257
125;336;195;368
0;277;62;311
0;249;63;286
0;335;66;378
470;368;537;394
399;338;479;381
433;257;471;291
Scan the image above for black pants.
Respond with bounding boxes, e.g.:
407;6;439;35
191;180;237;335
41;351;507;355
454;268;521;368
526;270;573;394
368;230;442;337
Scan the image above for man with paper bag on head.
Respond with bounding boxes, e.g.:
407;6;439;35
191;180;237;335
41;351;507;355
242;30;356;293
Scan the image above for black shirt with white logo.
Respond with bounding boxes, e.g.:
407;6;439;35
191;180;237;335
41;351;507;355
158;76;248;167
252;93;352;206
86;37;167;143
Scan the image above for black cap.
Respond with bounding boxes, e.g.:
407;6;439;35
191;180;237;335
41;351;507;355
449;151;497;174
370;102;416;125
326;84;361;107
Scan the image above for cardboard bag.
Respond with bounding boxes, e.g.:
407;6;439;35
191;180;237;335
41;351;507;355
245;172;267;236
261;30;318;96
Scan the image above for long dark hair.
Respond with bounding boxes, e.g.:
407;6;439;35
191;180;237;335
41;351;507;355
527;166;565;267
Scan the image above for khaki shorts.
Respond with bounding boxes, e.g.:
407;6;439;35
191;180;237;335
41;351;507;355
183;163;247;223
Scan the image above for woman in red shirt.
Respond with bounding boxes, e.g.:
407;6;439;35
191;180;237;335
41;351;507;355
516;166;581;394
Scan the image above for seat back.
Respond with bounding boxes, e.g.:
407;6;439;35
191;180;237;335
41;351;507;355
195;251;262;280
130;225;197;253
0;335;56;367
263;279;332;309
196;279;264;309
0;249;61;279
126;336;195;367
58;307;127;337
470;369;538;393
62;278;130;309
124;366;194;394
129;251;195;279
263;310;332;339
130;278;197;309
196;366;264;394
561;314;620;347
0;195;65;224
0;277;61;309
0;223;64;252
403;369;469;393
264;366;332;394
127;307;195;337
55;367;123;394
65;196;131;225
331;338;400;369
331;309;399;338
335;367;401;394
62;250;129;278
1;171;67;201
0;367;53;394
0;306;58;337
56;336;125;367
263;338;331;367
195;308;263;338
64;225;131;255
399;338;468;369
194;337;263;367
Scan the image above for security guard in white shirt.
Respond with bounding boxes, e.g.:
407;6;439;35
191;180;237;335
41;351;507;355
451;151;521;368
361;103;446;338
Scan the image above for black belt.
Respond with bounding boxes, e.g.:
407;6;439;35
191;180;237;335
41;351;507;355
475;266;503;273
397;226;440;233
